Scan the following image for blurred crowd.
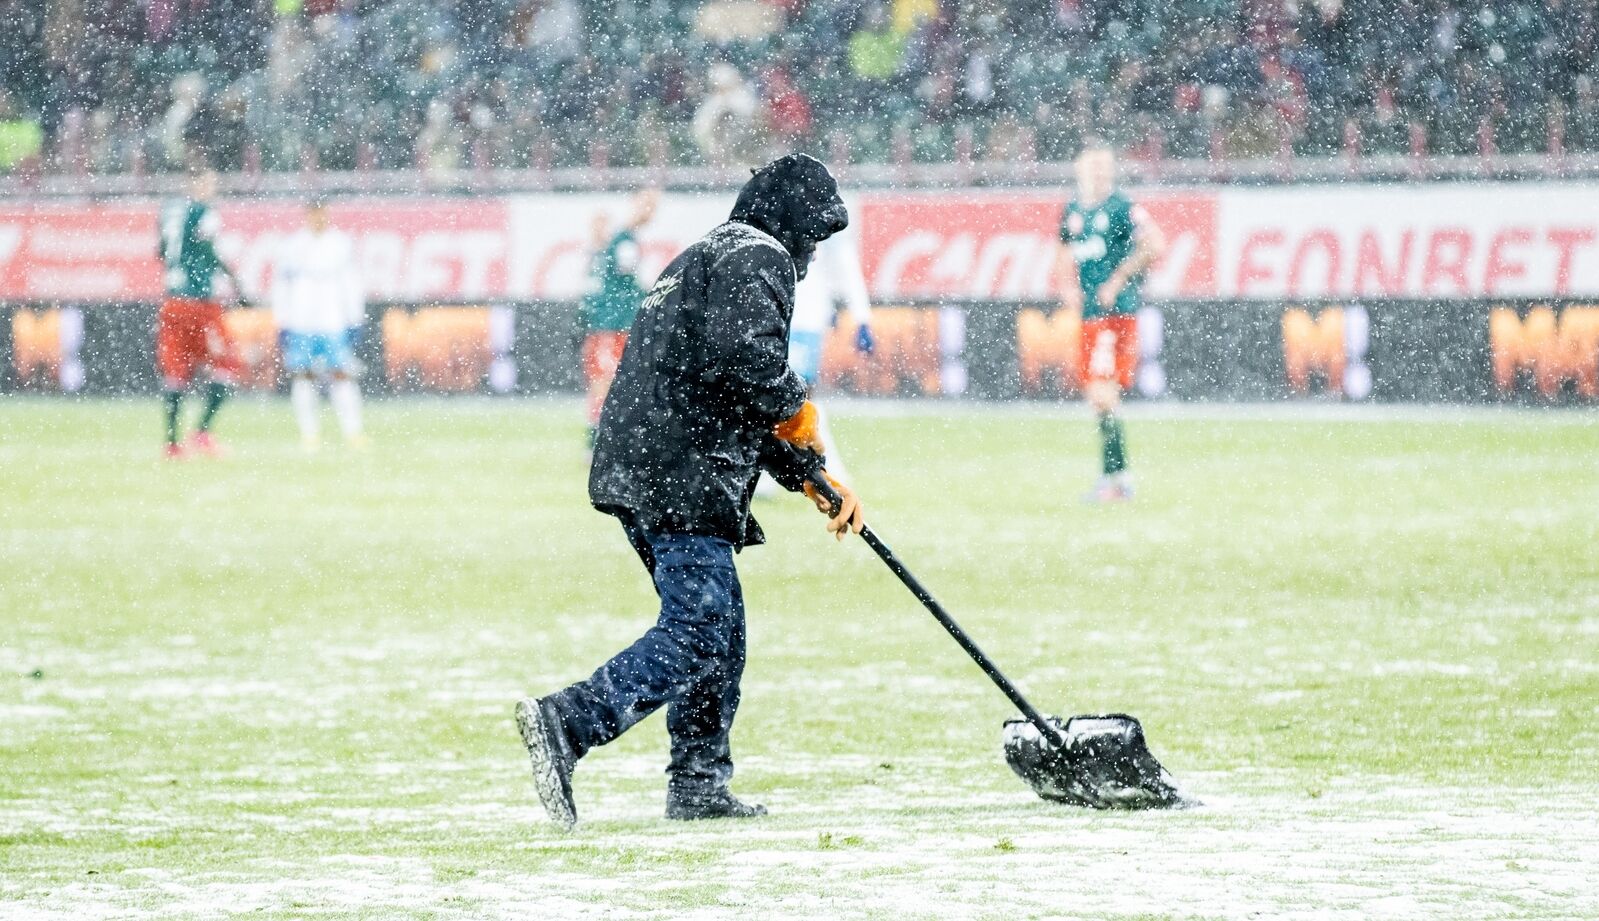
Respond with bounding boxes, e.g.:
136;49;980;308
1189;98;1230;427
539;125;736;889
2;0;1597;177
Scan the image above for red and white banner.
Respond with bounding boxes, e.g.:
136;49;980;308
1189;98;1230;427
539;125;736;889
504;193;728;299
0;195;724;303
0;203;157;300
856;190;1217;300
1216;184;1599;299
0;199;515;302
5;183;1599;302
858;183;1599;301
227;199;515;301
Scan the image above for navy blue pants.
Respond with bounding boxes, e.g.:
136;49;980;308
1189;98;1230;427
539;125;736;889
550;520;747;795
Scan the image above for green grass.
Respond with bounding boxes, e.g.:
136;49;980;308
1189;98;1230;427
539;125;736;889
2;396;1597;919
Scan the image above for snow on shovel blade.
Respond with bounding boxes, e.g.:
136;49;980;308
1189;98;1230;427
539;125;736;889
1003;714;1195;810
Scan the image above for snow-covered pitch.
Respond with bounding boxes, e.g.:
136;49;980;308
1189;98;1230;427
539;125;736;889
3;399;1596;920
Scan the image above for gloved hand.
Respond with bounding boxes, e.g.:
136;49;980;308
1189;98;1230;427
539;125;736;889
803;470;864;541
344;325;363;350
276;329;289;353
773;400;824;453
854;323;874;355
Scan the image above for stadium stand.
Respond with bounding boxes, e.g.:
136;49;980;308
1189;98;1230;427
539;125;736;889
0;0;1595;178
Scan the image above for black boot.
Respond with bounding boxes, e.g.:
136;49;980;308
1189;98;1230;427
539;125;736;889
665;787;768;821
515;697;578;827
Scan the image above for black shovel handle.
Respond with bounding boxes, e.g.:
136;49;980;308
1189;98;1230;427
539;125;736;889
808;472;1068;748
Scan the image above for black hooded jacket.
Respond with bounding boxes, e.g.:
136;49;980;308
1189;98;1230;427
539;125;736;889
587;154;850;547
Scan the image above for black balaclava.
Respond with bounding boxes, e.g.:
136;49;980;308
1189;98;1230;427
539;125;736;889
728;153;849;280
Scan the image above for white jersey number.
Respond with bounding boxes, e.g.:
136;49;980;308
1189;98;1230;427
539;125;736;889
1070;236;1108;263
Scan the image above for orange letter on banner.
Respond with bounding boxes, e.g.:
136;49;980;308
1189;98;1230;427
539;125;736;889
1016;308;1081;394
1490;307;1551;394
822;307;941;396
400;307;491;392
1282;307;1345;394
384;309;416;388
12;309;61;385
1491;306;1599;398
385;307;491;391
223;308;279;390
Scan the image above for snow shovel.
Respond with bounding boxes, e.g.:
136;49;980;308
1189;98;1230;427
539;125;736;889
808;474;1193;810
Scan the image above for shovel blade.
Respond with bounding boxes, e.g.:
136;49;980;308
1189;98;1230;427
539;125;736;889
1003;714;1194;810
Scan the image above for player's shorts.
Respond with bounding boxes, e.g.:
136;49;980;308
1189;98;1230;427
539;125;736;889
788;329;825;386
582;331;628;384
282;330;357;375
157;297;240;388
1080;314;1138;391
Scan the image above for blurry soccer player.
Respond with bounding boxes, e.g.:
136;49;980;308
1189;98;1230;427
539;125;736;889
271;199;366;450
156;167;250;459
786;225;873;481
1056;140;1166;502
580;189;658;447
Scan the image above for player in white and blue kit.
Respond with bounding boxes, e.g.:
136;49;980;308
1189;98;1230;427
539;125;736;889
788;223;873;482
272;200;366;449
755;225;873;497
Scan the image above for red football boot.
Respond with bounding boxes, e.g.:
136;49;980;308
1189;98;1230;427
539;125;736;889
187;431;229;458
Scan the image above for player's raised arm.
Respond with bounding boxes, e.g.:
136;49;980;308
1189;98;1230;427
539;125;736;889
624;188;660;232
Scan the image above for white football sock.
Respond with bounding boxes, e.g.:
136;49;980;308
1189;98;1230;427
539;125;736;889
329;378;363;439
290;377;319;441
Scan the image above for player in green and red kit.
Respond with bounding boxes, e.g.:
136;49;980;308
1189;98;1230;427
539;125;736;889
580;189;658;447
156;167;251;459
1056;140;1166;503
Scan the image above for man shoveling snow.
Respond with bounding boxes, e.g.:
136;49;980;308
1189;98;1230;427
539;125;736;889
515;154;864;826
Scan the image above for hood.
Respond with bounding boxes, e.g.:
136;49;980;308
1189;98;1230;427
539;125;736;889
728;153;849;280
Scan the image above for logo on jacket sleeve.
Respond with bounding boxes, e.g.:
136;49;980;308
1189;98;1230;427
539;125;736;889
641;273;681;312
